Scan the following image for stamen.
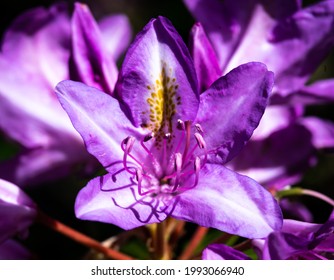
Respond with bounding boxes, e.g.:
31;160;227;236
174;128;185;154
172;153;182;192
140;137;162;176
144;132;155;142
194;133;206;149
194;133;208;166
195;123;204;134
123;136;135;153
178;157;201;192
112;188;163;223
136;168;156;196
177;119;185;130
164;133;171;139
194;157;201;186
183;132;206;166
182;121;192;164
121;137;137;175
162;133;171;171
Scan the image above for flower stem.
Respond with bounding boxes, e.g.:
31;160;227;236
233;239;252;251
276;187;334;207
169;220;186;250
211;232;233;244
37;211;133;260
178;226;208;260
153;221;170;259
301;189;334;207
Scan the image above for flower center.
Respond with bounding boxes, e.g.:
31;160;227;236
120;120;207;198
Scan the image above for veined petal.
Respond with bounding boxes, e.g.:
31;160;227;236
189;22;221;92
55;80;145;170
98;14;132;61
75;170;171;230
70;3;118;94
0;179;37;244
116;16;199;137
171;164;283;239
196;62;273;164
202;243;251;260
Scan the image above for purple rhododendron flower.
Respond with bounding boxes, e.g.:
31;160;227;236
184;0;334;189
261;213;334;260
0;3;132;186
203;212;334;260
55;16;282;238
0;178;37;259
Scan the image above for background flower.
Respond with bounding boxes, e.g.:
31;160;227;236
0;2;131;187
184;0;334;190
0;178;37;259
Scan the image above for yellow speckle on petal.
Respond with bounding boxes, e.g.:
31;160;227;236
144;61;182;147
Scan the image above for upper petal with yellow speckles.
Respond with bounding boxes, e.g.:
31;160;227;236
116;16;199;136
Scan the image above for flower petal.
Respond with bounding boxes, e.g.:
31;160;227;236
276;79;334;105
202;244;251;260
55;80;145;170
0;4;73;149
266;2;334;95
0;146;96;187
1;3;70;91
225;1;334;95
0;240;32;260
0;179;36;244
262;231;310;260
75;169;171;230
183;0;300;71
0;4;94;186
98;14;132;60
196;62;273;164
185;0;334;96
0;73;78;149
279;199;313;223
188;22;221;92
70;3;118;94
299;117;334;149
282;219;321;238
116;16;199;135
227;123;316;188
171;164;283;239
251;104;302;140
